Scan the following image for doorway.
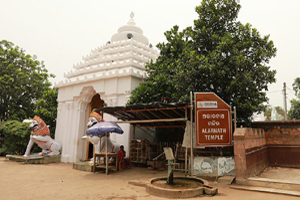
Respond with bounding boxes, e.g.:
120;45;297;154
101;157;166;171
86;94;105;160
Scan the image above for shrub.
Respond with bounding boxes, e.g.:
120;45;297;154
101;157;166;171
0;120;38;155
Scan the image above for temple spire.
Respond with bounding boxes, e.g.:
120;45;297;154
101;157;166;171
128;11;136;25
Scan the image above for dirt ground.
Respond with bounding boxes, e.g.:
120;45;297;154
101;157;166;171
0;157;299;200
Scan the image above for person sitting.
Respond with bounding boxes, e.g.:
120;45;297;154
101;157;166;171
117;145;130;170
118;145;126;160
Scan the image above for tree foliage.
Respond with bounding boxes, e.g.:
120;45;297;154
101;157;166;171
0;40;54;121
264;105;285;120
0;120;37;155
128;0;277;125
289;99;300;120
33;87;58;138
288;77;300;119
292;77;300;96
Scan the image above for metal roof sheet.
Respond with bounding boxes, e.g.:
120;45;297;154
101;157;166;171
96;102;191;128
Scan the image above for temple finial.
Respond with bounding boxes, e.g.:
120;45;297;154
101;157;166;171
130;12;134;19
128;12;136;25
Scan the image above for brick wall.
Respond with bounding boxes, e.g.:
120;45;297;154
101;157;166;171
234;128;268;180
266;128;300;168
234;127;300;181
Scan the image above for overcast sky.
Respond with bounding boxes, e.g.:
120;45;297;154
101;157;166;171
1;0;299;109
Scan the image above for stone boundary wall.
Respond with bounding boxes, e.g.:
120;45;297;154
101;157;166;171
234;127;300;182
234;128;268;180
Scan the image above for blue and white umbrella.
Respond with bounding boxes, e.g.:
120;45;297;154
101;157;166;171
86;122;123;136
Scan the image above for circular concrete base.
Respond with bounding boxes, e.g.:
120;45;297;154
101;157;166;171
146;177;215;198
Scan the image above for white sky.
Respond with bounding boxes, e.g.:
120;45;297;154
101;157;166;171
1;0;299;109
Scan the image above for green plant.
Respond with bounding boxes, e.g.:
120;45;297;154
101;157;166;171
0;120;38;155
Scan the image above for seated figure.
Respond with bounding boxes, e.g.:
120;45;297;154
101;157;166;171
117;145;130;170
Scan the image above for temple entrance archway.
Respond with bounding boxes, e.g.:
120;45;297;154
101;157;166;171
86;93;105;160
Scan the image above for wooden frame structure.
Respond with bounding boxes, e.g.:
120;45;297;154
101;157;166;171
96;102;191;175
96;102;190;128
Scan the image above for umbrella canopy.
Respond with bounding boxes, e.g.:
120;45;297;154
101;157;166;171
86;122;124;136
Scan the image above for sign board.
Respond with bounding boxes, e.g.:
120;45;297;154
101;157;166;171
195;92;232;147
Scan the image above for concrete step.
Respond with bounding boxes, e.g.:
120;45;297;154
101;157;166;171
73;162;117;172
73;162;94;172
230;185;300;197
246;177;300;191
6;155;61;164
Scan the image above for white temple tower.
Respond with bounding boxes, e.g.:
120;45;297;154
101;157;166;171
54;12;159;163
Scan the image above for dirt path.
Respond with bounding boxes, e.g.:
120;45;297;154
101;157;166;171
0;157;299;200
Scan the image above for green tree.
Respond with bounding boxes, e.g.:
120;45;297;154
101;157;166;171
128;0;276;125
292;77;300;96
0;40;54;121
264;105;285;120
289;99;300;120
34;87;58;138
0;120;36;155
288;77;300;119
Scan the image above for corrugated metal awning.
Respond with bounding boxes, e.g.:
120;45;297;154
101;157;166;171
96;102;191;128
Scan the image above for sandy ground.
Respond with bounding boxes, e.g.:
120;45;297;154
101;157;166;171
0;157;299;200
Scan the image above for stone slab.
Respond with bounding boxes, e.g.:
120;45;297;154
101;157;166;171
256;167;300;183
217;175;235;184
230;185;300;197
203;185;218;196
248;177;300;185
128;180;147;187
6;154;61;164
73;162;94;172
247;177;300;191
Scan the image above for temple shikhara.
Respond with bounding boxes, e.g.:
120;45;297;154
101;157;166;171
54;12;159;163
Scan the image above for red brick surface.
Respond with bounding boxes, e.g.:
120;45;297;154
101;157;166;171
234;127;300;179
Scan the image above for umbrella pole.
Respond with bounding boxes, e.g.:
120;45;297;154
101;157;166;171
106;133;108;175
100;137;102;154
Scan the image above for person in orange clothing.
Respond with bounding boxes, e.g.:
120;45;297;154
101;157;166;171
118;145;126;160
118;145;131;170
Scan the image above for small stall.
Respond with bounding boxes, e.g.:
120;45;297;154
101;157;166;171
96;102;192;174
96;92;236;176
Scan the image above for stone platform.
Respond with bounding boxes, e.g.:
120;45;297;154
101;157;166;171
73;162;94;172
6;154;61;164
231;167;300;197
73;161;117;172
129;177;218;198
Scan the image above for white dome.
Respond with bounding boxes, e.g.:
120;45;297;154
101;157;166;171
111;12;149;45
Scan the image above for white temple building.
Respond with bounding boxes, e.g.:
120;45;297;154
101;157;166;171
54;12;159;163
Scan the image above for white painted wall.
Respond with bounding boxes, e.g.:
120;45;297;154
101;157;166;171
193;157;235;176
54;14;158;163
